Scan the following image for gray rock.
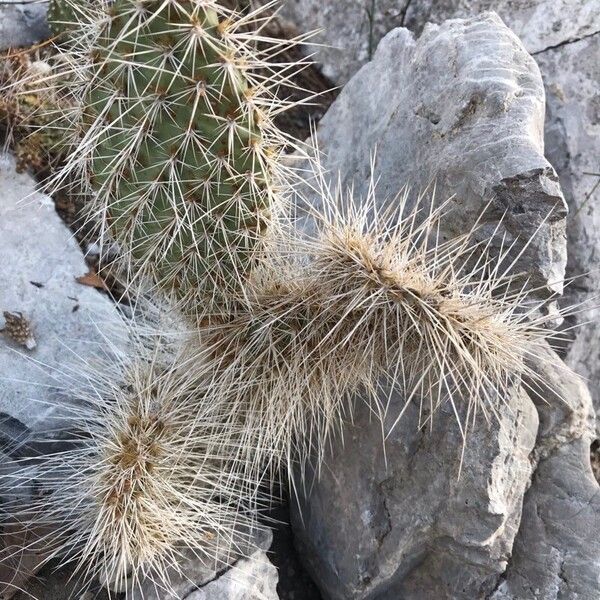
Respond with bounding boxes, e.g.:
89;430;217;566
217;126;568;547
490;347;600;600
403;0;600;56
263;0;411;84
287;13;598;600
131;527;274;600
0;153;119;432
536;34;600;423
187;547;279;600
303;12;566;298
292;385;538;600
0;1;50;51
267;0;600;84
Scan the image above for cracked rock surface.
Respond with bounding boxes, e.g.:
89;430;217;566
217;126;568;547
538;33;600;424
490;347;600;600
266;0;600;84
290;13;600;600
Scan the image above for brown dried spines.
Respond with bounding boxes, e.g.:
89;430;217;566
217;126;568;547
1;311;36;350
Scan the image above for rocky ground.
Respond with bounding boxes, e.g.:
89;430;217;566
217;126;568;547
1;1;599;599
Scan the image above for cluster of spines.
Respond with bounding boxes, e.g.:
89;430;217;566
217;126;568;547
0;329;262;595
0;48;65;173
194;170;568;483
46;0;309;317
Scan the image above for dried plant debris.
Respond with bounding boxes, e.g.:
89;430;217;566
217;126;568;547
0;44;68;175
1;311;36;350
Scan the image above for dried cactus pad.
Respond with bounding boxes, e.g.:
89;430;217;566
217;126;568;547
50;1;287;313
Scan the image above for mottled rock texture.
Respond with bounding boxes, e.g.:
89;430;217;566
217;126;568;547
293;385;538;599
0;1;50;51
537;34;600;422
302;12;567;297
490;347;600;600
289;12;599;600
267;0;600;84
403;0;600;56
0;154;119;432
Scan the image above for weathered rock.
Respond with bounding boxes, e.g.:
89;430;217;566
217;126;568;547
0;2;50;51
490;347;600;599
187;547;279;600
302;12;567;297
131;527;275;600
293;385;538;600
0;154;120;433
403;0;600;56
287;12;597;600
268;0;600;84
264;0;411;84
536;34;600;422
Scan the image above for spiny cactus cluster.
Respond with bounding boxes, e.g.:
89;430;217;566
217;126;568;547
3;327;261;593
0;0;571;596
196;172;569;484
47;0;305;317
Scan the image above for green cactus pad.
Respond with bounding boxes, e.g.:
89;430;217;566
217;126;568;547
47;0;79;39
50;0;288;315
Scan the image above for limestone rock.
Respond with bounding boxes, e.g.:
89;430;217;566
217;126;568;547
536;34;600;422
263;0;411;84
0;154;119;431
292;385;538;599
302;12;567;298
267;0;600;84
490;348;600;599
0;2;49;51
403;0;600;56
287;13;597;600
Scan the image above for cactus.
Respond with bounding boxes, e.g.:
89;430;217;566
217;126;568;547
47;0;79;39
0;2;573;594
0;324;261;593
196;164;570;481
46;0;303;316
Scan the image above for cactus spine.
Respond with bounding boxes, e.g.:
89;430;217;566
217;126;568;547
1;325;261;593
48;0;298;315
0;50;65;173
195;166;570;480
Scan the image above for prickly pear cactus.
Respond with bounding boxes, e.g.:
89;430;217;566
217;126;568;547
48;0;293;316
